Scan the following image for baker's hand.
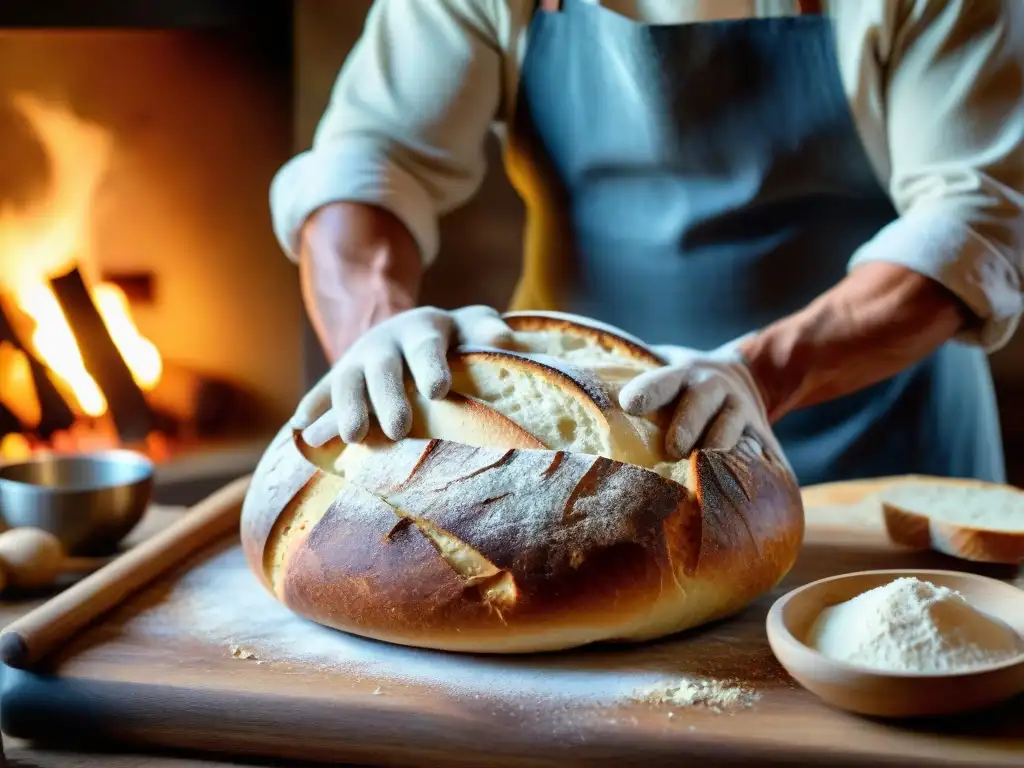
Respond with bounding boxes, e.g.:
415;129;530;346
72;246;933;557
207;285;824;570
292;305;513;444
618;339;785;465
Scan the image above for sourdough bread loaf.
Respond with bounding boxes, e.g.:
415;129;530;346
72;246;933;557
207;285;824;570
240;310;804;653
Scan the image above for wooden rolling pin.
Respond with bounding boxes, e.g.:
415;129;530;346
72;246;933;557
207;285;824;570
0;475;250;670
0;527;110;591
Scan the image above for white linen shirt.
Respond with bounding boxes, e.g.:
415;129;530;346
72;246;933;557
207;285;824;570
270;0;1024;350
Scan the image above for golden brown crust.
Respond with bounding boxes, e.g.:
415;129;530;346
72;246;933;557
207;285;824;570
881;504;933;551
689;438;804;619
240;425;318;591
281;436;705;651
240;312;805;652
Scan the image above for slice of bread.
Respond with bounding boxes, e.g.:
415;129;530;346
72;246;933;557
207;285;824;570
880;477;1024;564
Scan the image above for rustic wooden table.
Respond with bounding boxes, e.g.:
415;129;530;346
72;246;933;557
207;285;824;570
0;506;322;768
2;484;1021;767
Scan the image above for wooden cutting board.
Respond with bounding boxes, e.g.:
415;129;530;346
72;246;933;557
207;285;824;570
2;476;1023;767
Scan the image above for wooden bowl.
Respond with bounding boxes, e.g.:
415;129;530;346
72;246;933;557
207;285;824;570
766;569;1024;718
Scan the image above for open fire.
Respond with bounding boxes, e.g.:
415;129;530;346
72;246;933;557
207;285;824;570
0;95;235;463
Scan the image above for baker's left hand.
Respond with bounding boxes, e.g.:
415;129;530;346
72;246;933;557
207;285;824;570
618;339;784;465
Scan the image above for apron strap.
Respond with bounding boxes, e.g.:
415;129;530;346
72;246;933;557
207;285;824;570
539;0;562;11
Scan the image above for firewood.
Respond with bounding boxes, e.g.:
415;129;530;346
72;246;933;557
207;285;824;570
0;296;74;436
0;399;21;438
49;268;154;442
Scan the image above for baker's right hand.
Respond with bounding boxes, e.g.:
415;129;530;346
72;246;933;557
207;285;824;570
291;306;513;445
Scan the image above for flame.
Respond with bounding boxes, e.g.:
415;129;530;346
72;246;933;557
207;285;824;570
0;433;31;462
94;283;162;390
0;94;110;286
0;343;38;426
0;95;162;427
19;282;107;416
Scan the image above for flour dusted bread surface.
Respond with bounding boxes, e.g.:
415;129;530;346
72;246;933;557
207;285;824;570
241;311;804;653
881;477;1024;564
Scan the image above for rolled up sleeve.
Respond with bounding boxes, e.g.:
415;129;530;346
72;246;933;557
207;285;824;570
847;0;1024;351
269;0;506;265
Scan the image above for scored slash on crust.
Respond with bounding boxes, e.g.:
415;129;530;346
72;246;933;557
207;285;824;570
292;428;520;617
434;448;516;492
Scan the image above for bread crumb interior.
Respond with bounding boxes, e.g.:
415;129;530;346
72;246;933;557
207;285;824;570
451;359;608;457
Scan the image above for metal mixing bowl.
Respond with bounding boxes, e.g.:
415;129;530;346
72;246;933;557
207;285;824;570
0;450;154;555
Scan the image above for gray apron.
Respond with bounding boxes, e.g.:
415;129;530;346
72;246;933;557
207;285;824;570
504;0;1005;485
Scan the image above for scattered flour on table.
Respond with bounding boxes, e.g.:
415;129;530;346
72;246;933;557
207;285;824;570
128;546;759;709
808;577;1024;673
229;644;259;661
630;677;760;713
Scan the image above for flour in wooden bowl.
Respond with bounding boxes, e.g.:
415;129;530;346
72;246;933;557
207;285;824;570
807;577;1024;673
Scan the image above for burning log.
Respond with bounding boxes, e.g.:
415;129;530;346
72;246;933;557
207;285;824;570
49;268;154;442
25;360;76;438
0;400;20;439
0;297;75;437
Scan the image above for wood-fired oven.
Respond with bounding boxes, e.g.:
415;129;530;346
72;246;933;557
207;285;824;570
0;2;300;502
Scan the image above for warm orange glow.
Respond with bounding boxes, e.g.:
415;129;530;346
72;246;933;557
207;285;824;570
0;94;110;286
20;282;107;417
0;433;32;462
93;283;163;390
0;344;39;427
0;94;163;433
